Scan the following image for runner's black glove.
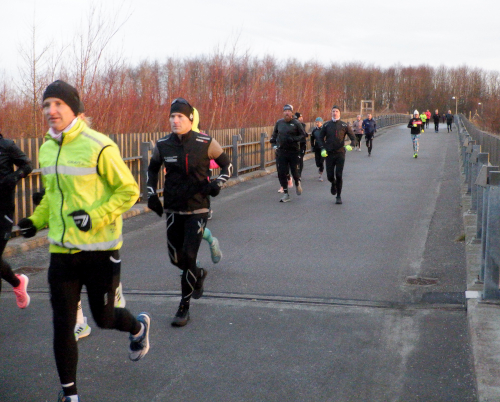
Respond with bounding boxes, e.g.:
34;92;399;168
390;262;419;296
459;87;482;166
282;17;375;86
148;194;163;217
208;180;222;197
18;218;37;238
68;210;92;232
32;189;45;206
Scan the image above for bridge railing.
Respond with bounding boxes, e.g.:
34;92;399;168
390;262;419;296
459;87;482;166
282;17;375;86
458;114;500;299
10;114;408;225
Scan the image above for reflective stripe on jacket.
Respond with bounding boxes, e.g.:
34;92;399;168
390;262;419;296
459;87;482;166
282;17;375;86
29;119;139;253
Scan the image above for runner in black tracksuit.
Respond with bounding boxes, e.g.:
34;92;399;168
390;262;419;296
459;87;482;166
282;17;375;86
295;112;308;175
316;106;356;205
310;117;325;181
147;98;232;327
432;110;441;132
0;132;32;305
270;104;307;203
446;111;454;132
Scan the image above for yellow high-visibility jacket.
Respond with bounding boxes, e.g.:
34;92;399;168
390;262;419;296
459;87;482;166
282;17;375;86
30;119;139;253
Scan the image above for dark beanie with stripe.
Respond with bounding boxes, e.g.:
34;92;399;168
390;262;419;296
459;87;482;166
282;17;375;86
43;80;82;117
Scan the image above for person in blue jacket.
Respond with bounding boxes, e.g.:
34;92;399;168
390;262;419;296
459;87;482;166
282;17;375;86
362;114;377;156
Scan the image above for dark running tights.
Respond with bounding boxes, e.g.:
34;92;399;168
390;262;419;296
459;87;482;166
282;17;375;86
365;136;373;154
325;152;346;196
166;212;207;306
0;216;20;292
49;251;140;395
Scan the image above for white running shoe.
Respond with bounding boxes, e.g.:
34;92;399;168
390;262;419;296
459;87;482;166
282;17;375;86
74;317;91;341
278;187;284;193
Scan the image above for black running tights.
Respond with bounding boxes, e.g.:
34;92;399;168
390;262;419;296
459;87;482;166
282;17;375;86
49;251;140;395
166;212;207;305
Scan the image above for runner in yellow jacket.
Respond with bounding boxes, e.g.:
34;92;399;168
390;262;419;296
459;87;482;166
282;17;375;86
17;80;151;402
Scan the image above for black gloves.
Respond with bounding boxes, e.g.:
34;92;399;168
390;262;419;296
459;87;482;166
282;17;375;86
68;210;92;232
208;180;222;197
18;218;37;238
148;194;163;217
32;189;45;206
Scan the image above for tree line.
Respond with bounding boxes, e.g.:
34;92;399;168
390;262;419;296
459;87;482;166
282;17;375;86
1;47;499;138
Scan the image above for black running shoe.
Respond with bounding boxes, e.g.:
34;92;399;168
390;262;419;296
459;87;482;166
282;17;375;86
192;268;207;299
336;196;342;205
330;182;337;195
171;304;190;327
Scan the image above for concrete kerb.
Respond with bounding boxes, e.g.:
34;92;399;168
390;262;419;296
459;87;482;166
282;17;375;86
459;135;500;401
4;122;397;259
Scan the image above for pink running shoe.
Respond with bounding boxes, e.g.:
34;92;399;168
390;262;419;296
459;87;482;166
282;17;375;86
278;187;284;193
13;274;30;309
287;178;293;188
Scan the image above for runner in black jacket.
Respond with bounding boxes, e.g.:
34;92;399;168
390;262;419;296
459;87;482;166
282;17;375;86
362;114;377;156
270;104;307;203
315;105;356;205
408;110;423;158
295;112;308;175
432;109;441;133
310;117;325;181
147;98;232;327
0;131;32;307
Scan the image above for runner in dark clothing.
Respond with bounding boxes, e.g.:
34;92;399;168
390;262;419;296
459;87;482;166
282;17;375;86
310;117;325;181
446;110;454;132
432;109;441;132
362;114;377;156
270;104;307;203
0;131;32;307
295;112;308;175
408;110;423;158
147;98;232;327
315;105;356;205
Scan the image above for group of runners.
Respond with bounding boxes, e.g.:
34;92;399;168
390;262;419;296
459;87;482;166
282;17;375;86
407;109;455;158
271;105;377;205
1;82;457;400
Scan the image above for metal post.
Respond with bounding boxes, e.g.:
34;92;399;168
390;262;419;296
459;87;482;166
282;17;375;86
232;135;239;178
476;161;493;242
480;168;499;280
469;145;482;211
465;141;476;191
140;141;153;202
462;136;469;170
482;172;500;299
260;133;267;170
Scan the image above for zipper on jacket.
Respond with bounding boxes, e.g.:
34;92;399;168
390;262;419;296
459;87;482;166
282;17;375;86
55;140;66;245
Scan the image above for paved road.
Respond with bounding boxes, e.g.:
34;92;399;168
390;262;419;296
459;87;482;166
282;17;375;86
1;124;477;401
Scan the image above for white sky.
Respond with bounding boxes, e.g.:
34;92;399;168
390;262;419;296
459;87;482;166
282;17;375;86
1;0;498;83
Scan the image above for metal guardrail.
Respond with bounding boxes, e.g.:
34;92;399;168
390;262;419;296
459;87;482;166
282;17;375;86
458;115;500;299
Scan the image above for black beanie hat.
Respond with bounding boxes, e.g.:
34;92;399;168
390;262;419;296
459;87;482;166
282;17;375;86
43;80;82;117
283;104;293;112
331;105;340;111
170;98;194;121
295;112;302;119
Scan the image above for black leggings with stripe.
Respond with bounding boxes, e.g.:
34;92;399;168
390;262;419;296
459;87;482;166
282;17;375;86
49;250;141;394
166;212;207;305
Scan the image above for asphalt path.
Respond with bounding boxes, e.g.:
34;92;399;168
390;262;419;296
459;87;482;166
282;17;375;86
1;124;477;401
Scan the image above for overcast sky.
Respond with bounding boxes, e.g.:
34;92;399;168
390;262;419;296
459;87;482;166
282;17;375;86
1;0;498;83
